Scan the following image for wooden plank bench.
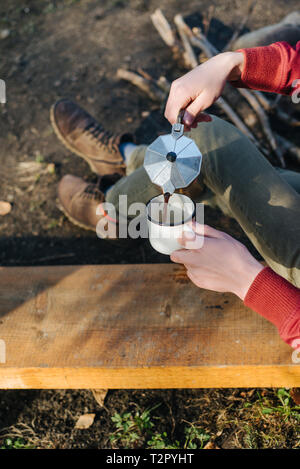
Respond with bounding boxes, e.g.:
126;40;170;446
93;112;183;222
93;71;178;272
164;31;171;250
0;264;299;389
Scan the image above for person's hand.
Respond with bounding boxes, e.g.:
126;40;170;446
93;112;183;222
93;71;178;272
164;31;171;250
170;223;263;301
165;51;244;129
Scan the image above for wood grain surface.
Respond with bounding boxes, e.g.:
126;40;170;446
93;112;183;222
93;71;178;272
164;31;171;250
0;265;298;388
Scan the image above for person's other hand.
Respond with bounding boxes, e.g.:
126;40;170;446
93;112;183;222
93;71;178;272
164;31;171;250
170;223;263;301
165;51;244;129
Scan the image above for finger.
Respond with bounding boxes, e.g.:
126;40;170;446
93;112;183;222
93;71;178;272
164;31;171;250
183;94;208;126
165;90;191;125
194;113;212;123
178;231;204;250
186;269;198;285
190;222;228;240
170;249;186;264
186;268;213;291
170;248;203;266
185;113;212;131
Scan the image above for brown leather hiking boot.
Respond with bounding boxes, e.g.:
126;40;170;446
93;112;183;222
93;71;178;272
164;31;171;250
57;174;119;233
51;99;135;176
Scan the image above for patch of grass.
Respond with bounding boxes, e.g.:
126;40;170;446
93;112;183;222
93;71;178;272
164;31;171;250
147;432;180;449
43;0;82;15
0;437;34;449
109;403;210;449
183;424;210;449
35;152;45;163
238;389;300;448
109;404;160;448
257;389;300;420
147;425;210;450
20;21;36;35
47;218;61;229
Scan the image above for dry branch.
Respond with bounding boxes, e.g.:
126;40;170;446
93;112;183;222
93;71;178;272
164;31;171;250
238;88;286;166
202;5;215;37
190;26;218;56
253;91;300;129
117;69;165;103
137;67;153;81
174;14;198;68
223;0;257;52
253;92;300;126
252;90;272;111
156;76;171;94
275;133;300;164
151;9;180;54
216;96;259;145
276;108;300;127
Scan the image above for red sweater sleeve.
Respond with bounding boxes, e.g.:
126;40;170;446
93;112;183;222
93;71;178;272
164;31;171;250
231;41;300;95
244;267;300;348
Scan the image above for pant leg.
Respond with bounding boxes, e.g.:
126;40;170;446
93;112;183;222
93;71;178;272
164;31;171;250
106;151;161;213
276;168;300;195
188;116;300;287
126;144;147;175
107;115;300;287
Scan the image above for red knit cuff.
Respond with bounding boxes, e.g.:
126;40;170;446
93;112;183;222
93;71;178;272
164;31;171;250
233;44;284;93
244;267;300;330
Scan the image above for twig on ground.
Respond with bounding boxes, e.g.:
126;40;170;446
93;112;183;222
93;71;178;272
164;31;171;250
191;26;218;55
31;253;76;263
202;5;215;37
151;9;180;53
223;0;257;52
117;69;165;103
269;94;282;110
216;96;259;144
275;133;300;164
252;91;272;111
252;91;300;126
156;76;171;93
174;14;198;68
137;68;153;82
275;108;300;127
238;88;286;166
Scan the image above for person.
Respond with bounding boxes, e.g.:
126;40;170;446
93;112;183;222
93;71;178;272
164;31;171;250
51;41;300;348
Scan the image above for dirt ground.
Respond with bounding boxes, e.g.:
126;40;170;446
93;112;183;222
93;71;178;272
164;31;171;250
0;0;299;449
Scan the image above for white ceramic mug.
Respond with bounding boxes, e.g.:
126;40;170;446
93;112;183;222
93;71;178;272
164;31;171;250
146;193;201;255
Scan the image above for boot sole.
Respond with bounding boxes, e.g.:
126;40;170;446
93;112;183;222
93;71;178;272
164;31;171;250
57;198;96;232
50;103;126;176
56;198;131;247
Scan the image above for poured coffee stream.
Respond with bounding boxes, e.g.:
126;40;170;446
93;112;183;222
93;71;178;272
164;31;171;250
161;192;171;225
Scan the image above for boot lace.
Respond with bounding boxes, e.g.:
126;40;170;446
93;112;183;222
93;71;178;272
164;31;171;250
83;121;119;152
80;179;103;201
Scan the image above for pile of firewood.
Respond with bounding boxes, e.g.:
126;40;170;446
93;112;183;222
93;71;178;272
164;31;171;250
117;8;300;167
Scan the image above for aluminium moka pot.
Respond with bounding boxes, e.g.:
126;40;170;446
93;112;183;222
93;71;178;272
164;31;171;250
144;111;202;194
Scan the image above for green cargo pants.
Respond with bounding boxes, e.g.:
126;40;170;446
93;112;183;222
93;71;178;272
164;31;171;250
107;116;300;287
